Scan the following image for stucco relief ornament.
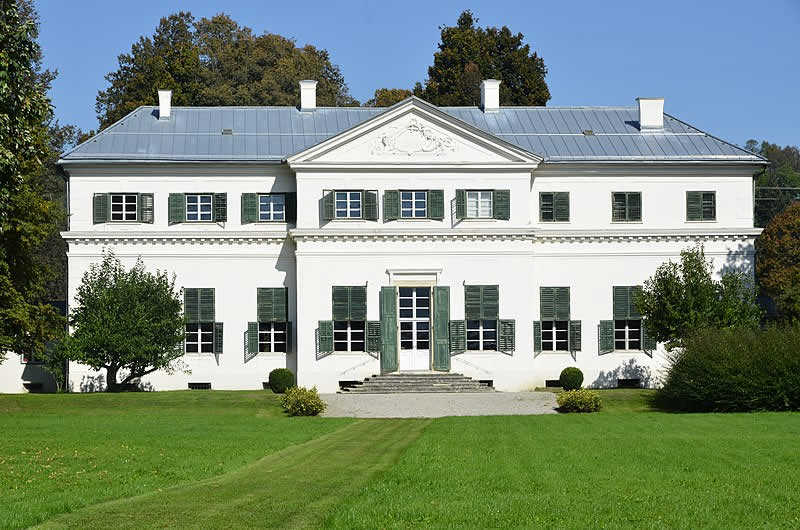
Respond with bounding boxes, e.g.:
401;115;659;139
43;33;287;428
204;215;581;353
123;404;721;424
370;118;456;156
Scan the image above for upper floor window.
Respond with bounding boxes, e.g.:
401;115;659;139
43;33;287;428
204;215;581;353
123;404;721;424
111;194;138;221
686;191;716;221
539;192;569;222
466;190;493;218
401;191;427;218
612;192;642;222
335;191;362;219
186;194;213;222
259;194;285;222
94;193;154;224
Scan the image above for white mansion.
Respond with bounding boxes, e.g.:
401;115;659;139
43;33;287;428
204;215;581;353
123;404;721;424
1;80;767;393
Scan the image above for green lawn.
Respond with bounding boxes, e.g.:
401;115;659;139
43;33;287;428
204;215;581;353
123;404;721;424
2;390;800;529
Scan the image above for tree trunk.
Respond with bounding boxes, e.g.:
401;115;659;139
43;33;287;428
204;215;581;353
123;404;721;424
106;365;120;392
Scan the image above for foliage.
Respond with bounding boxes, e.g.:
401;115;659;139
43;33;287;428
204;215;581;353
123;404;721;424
364;88;413;107
637;245;762;349
280;386;326;416
559;367;583;390
756;202;800;322
96;12;357;128
656;325;800;412
39;334;71;392
268;368;296;394
746;139;800;228
0;0;65;364
68;253;186;391
415;10;550;107
556;389;602;412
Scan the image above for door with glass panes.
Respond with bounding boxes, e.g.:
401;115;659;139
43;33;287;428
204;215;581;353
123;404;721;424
397;287;431;370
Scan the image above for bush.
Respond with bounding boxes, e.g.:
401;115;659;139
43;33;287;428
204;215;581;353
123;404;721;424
280;386;327;416
557;389;602;412
268;368;296;394
656;325;800;412
559;367;584;390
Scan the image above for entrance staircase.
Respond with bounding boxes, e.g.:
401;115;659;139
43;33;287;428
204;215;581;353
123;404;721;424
341;372;494;393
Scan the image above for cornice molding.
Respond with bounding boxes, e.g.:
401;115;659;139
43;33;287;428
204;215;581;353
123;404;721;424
288;228;536;243
61;231;289;246
533;228;762;244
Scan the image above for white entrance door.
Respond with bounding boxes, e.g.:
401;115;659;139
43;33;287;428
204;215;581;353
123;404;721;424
397;287;431;371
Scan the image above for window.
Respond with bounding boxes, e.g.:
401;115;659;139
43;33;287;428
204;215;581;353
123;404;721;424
614;319;641;350
333;321;365;352
400;191;427;218
612;192;642;222
466;191;493;218
687;191;716;221
539;192;569;222
541;320;569;351
186;194;213;221
185;323;214;353
258;194;285;222
466;319;497;351
110;194;137;221
335;191;362;219
258;322;287;353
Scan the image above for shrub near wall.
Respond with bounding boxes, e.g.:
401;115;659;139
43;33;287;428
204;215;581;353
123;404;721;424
268;368;296;394
656;325;800;412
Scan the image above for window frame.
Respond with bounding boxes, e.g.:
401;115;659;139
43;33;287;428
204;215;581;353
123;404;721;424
614;319;642;351
538;191;570;223
466;319;498;352
185;193;214;222
258;321;288;353
257;193;286;222
333;320;366;352
400;190;428;219
185;322;214;353
611;191;642;223
541;320;570;352
109;193;138;222
686;190;717;222
465;190;494;219
334;190;363;220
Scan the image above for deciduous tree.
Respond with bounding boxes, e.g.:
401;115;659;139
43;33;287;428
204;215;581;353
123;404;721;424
364;88;413;107
747;139;800;227
756;202;800;322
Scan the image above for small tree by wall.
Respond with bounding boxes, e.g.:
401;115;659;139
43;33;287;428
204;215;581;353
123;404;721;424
757;202;800;322
69;253;186;391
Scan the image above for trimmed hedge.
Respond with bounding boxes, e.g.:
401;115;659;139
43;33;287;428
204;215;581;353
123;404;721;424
559;367;584;390
557;389;602;412
268;368;295;394
656;325;800;412
280;386;326;416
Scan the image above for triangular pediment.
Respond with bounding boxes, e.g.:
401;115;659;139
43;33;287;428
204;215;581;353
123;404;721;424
287;98;541;168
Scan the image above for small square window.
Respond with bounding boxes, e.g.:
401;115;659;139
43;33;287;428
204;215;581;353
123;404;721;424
258;321;288;353
614;319;642;350
333;321;365;351
541;320;569;351
612;192;642;222
186;194;213;222
466;191;493;218
466;319;497;351
258;194;285;222
401;191;427;218
110;194;137;221
185;322;214;353
335;191;362;219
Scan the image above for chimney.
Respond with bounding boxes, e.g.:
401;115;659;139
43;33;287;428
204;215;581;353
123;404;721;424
480;79;501;112
299;80;318;111
637;97;664;130
158;89;172;120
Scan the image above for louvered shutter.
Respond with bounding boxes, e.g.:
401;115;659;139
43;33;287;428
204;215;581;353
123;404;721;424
554;192;570;222
464;285;482;320
533;321;542;354
686;191;703;221
199;288;215;323
168;193;185;225
428;189;445;220
628;192;642;221
702;192;716;221
285;321;292;353
379;287;398;373
540;287;555;320
247;322;259;359
363;190;378;220
613;286;630;320
612;193;627;222
498;319;515;354
184;288;199;322
367;321;382;353
599;320;614;354
213;193;227;222
139;193;154;223
432;286;450;370
285;192;297;223
642;321;657;352
383;190;399;221
93;193;110;224
213;322;224;354
332;287;351;321
493;189;510;220
555;287;570;320
455;189;466;220
318;321;333;353
273;288;288;322
449;320;466;353
481;285;499;319
539;193;554;222
349;286;367;321
569;320;582;352
241;193;258;224
257;288;274;322
322;192;335;221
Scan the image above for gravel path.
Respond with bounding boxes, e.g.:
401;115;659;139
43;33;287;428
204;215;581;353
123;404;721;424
321;391;558;418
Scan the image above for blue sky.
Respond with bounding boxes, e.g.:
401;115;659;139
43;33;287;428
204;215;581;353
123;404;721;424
38;0;799;147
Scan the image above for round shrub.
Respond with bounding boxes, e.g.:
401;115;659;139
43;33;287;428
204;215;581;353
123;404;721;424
557;389;602;413
559;367;584;390
280;386;326;416
268;368;296;394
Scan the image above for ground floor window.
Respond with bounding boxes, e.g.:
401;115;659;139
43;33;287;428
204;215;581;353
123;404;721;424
615;319;641;350
466;319;497;351
186;323;214;353
259;322;287;353
334;321;365;352
542;320;569;351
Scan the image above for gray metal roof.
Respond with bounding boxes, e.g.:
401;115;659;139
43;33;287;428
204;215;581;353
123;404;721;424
61;101;765;164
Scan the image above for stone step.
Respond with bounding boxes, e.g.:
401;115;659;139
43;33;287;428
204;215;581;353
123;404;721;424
340;371;494;394
343;388;494;394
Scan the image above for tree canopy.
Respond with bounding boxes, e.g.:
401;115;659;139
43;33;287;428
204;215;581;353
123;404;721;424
747;140;800;227
364;88;413;107
756;202;800;322
96;12;358;128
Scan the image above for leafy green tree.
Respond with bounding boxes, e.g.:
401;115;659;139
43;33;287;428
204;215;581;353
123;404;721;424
96;12;358;129
747;139;800;227
416;10;550;106
0;0;65;363
756;202;800;322
364;88;413;107
637;246;762;349
69;254;186;392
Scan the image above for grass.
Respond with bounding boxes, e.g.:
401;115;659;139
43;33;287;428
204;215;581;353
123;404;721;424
3;389;800;529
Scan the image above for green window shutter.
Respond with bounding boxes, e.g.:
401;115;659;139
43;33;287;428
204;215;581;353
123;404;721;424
273;288;288;322
367;321;382;353
139;193;154;223
481;285;499;320
432;286;450;370
285;321;292;353
540;287;555;320
184;288;199;322
628;192;642;221
247;322;259;359
332;286;351;321
363;190;378;221
498;319;515;354
428;189;445;220
455;189;466;220
555;287;570;321
322;192;335;221
613;286;630;320
241;193;258;224
349;286;367;321
213;193;227;222
285;192;297;223
630;286;642;319
464;285;482;320
539;192;554;222
199;288;215;323
93;193;109;224
569;320;582;352
533;321;542;354
612;193;627;222
493;189;510;220
257;288;274;322
599;320;614;354
686;191;702;221
642;321;657;352
554;192;570;222
213;322;224;354
379;287;398;373
168;193;185;225
702;192;716;221
449;320;466;353
383;190;399;221
318;320;333;354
